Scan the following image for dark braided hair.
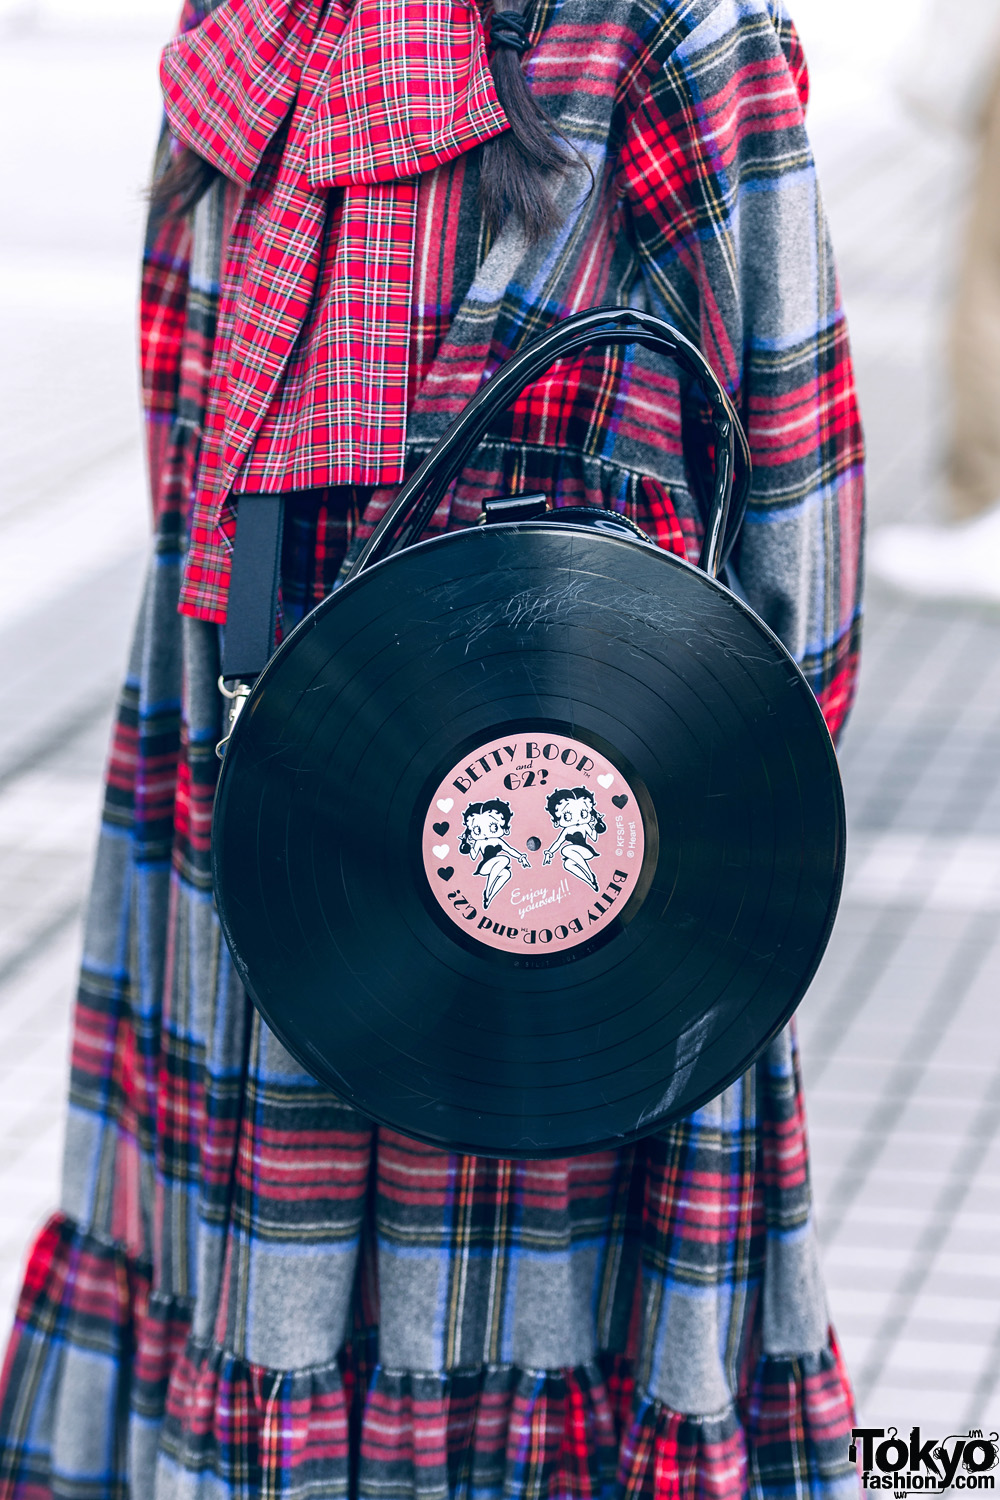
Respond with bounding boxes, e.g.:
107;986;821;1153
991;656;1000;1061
149;143;220;216
152;0;574;241
478;0;574;241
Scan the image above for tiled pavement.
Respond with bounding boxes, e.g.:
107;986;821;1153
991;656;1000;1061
1;0;999;1435
0;11;158;1322
800;591;1000;1426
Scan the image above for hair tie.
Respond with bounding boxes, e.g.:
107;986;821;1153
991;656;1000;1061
489;10;529;55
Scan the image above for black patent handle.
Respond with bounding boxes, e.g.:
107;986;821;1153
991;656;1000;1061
347;307;752;582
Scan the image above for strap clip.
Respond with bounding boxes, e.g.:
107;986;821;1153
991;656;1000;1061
216;677;253;759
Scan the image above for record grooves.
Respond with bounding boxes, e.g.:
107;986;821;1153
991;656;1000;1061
214;521;845;1157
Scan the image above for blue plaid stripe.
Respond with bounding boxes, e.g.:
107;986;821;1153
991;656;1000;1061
0;0;861;1492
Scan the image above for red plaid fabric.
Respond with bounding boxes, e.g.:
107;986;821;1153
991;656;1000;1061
161;0;508;612
0;5;866;1488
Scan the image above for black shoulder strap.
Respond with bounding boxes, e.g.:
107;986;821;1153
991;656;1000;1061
220;495;285;681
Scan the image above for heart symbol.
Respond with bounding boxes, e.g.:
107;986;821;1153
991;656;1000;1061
597;773;614;789
436;798;454;813
612;794;628;809
433;821;449;837
437;866;454;881
432;844;449;859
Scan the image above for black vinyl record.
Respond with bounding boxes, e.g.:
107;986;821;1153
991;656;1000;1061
213;520;845;1157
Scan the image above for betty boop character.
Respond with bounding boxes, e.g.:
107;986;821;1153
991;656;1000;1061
542;785;607;891
458;799;530;908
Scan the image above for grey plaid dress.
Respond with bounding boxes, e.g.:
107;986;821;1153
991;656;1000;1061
0;0;864;1493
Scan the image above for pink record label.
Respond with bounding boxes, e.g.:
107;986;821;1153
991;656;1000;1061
421;731;645;954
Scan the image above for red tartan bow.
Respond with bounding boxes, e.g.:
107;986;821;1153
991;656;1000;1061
307;0;513;185
158;0;509;534
161;0;509;189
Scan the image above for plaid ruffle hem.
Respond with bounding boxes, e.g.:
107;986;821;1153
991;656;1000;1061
0;0;864;1492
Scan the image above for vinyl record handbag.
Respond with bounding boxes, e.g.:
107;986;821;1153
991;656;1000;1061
212;307;845;1158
